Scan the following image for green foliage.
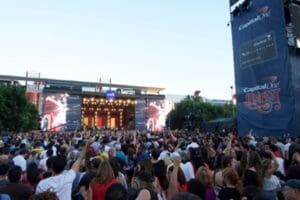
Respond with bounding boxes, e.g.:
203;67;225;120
166;95;236;129
0;85;39;132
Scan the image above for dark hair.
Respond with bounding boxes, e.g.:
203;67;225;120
151;148;161;160
189;148;204;171
27;162;40;184
29;191;58;200
52;156;66;174
46;156;55;170
46;149;53;157
187;179;206;199
109;157;121;178
105;183;128;200
0;163;10;175
8;165;22;183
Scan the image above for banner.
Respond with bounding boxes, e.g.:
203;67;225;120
41;93;81;131
231;0;294;136
135;100;146;130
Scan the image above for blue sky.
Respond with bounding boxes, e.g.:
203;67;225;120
0;0;234;99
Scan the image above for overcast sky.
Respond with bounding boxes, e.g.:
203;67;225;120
0;0;234;99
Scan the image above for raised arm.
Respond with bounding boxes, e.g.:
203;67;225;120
72;138;94;173
167;157;181;200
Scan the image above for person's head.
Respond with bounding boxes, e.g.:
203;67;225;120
151;148;161;160
46;156;55;171
196;166;213;187
138;171;155;192
8;165;22;183
223;167;242;194
29;191;58;200
283;179;300;200
95;160;115;185
46;149;53;158
105;183;128;200
137;159;154;177
248;151;262;170
108;148;116;158
90;158;101;171
27;162;40;184
261;159;273;177
0;163;9;177
172;193;202;200
52;156;66;175
109;157;121;178
187;179;206;199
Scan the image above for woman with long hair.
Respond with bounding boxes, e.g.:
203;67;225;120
88;161;118;200
243;151;263;188
23;162;41;193
218;167;242;200
196;167;216;200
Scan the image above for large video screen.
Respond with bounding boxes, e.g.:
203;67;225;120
41;93;81;131
146;100;173;132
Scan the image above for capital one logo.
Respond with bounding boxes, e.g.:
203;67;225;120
243;76;281;114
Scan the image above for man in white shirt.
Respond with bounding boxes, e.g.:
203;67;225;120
12;149;28;172
36;138;92;200
186;138;199;150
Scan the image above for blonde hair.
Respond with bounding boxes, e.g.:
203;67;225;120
196;166;213;187
94;160;115;185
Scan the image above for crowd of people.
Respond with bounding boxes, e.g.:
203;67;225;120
0;129;299;200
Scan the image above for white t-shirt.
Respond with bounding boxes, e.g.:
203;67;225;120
181;161;195;181
36;170;76;200
276;157;285;176
12;155;27;172
187;142;199;150
39;157;49;171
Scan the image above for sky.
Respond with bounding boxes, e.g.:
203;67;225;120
0;0;234;100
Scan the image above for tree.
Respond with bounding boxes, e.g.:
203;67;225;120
0;85;39;132
166;95;236;130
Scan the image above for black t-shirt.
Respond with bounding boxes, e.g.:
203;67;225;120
243;169;259;187
79;172;96;189
218;187;241;200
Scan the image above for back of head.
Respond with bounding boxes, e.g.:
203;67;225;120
187;179;206;199
196;166;213;187
105;183;127;200
95;160;115;185
0;163;10;176
8;165;22;183
172;193;202;200
52;156;66;174
27;162;40;184
29;191;58;200
151;148;161;160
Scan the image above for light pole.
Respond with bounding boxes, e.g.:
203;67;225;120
230;85;234;116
